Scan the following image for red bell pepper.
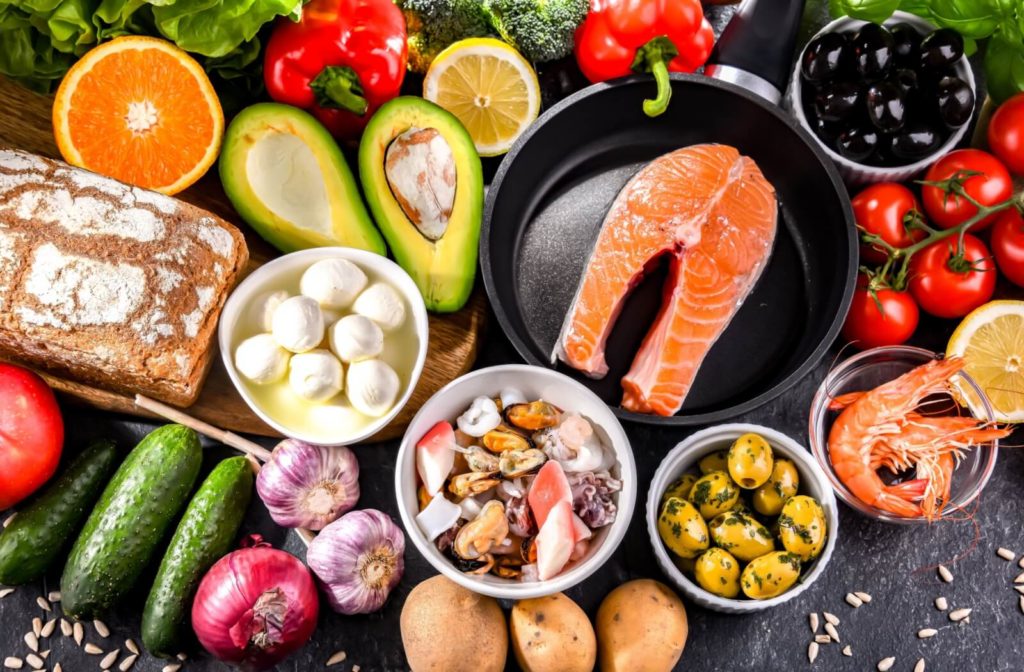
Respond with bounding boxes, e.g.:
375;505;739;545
574;0;714;117
264;0;407;140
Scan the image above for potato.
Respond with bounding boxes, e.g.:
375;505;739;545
511;593;596;672
401;575;507;672
596;579;688;672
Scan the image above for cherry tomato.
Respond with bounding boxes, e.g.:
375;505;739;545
908;234;996;318
988;93;1024;176
921;149;1013;230
0;363;64;509
842;279;920;349
851;183;926;264
991;208;1024;287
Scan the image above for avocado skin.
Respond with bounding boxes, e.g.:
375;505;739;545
359;96;483;313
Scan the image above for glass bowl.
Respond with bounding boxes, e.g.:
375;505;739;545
809;346;999;524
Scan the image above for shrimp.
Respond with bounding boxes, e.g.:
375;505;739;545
828;357;1012;520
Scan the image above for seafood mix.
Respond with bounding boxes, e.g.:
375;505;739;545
414;390;622;582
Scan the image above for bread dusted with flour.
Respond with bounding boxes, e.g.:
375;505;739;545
0;149;248;406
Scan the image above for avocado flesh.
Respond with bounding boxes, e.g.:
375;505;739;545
220;103;386;255
359;97;483;313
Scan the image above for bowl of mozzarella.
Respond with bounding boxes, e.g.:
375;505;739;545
219;247;429;445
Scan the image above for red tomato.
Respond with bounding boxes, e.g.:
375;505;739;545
0;364;64;509
988;93;1024;176
921;149;1013;230
851;183;926;263
991;208;1024;287
909;234;996;318
842;279;920;349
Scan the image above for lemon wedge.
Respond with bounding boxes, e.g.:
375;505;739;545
423;38;540;157
947;300;1024;423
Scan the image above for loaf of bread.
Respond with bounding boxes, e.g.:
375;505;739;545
0;148;248;406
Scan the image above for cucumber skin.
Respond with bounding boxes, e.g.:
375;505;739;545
142;456;253;658
60;425;203;620
0;440;119;585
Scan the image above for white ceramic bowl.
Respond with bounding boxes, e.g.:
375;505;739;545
788;12;976;186
219;247;429;446
396;365;638;599
646;424;838;614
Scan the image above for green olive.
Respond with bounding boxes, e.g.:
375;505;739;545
658;497;710;559
662;472;699;505
694;548;741;598
698;450;729;475
779;495;827;561
730;497;754;516
708;511;775;562
688;471;740;519
741;551;803;599
727;433;774;489
752;458;800;516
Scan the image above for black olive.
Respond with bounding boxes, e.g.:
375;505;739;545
836;126;879;162
889;22;922;68
814;81;862;122
891;68;919;97
852;23;895;80
801;32;850;83
866;81;907;133
810;115;842;146
920;28;964;70
890;122;943;161
936;75;975;127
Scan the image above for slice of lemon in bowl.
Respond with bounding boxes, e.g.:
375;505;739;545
947;300;1024;423
423;37;540;157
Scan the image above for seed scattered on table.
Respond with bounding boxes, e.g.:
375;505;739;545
854;591;872;603
825;623;840;642
162;664;182;672
326;651;347;666
352;666;360;672
823;611;840;626
938;565;953;583
100;649;119;670
814;634;831;644
808;642;819;664
1019;595;1024;614
38;652;47;661
93;620;110;638
949;608;972;622
877;656;896;671
84;643;103;655
54;664;62;672
40;619;55;638
997;547;1016;561
842;645;852;657
31;618;41;637
118;654;137;672
59;620;72;638
3;512;17;528
0;588;14;599
176;653;187;661
914;659;926;672
23;654;42;671
24;632;38;652
809;613;819;633
1014;571;1024;584
845;593;863;608
935;597;948;610
73;622;84;646
46;592;60;603
35;597;50;612
124;640;138;656
3;657;23;670
918;628;938;638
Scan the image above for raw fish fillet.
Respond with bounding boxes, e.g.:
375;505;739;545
554;144;777;416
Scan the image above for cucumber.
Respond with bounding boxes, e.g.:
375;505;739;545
60;424;202;619
0;440;120;585
142;456;253;657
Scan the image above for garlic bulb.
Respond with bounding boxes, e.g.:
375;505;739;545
255;439;360;530
346;359;400;417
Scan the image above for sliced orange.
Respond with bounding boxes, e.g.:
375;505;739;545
53;36;223;195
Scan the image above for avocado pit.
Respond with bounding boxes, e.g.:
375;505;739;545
384;127;456;241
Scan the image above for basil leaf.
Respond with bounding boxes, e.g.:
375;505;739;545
829;0;900;22
927;0;1002;39
985;22;1024;103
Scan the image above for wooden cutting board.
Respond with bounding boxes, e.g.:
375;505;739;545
0;76;486;442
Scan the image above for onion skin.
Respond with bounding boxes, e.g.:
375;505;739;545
256;439;360;530
307;509;405;615
192;541;319;670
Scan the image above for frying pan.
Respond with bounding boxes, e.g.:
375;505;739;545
481;0;858;426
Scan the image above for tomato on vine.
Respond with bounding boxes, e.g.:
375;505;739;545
988;93;1024;176
921;149;1013;230
908;234;996;319
842;275;919;349
851;183;926;264
991;208;1024;288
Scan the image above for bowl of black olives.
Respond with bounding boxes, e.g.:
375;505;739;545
789;12;976;184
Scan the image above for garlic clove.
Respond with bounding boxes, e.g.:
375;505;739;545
300;258;367;310
535;500;575;581
329;315;384;364
272;296;325;353
235;334;289;384
346;359;400;417
416;495;462;542
252;289;290;332
415;421;456;496
353;283;406;332
288;349;344;402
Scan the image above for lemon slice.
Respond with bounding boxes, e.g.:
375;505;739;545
947;300;1024;423
423;38;540;157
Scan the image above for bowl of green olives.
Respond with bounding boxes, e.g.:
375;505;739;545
646;424;838;614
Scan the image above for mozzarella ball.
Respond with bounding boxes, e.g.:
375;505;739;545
353;283;406;332
252;289;290;332
300;258;367;310
272;296;325;353
346;359;400;417
321;307;343;327
288;349;344;402
235;334;289;384
329;315;384;363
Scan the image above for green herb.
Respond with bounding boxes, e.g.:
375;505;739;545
671;522;682;539
691;481;712;506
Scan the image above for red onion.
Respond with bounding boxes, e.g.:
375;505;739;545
256;439;360;530
306;509;405;615
192;536;319;670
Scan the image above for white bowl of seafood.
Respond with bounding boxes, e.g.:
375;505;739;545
395;365;637;599
647;424;838;614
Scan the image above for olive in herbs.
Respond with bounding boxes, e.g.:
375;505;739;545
936;75;975;127
866;81;907;133
836;126;879;162
889;22;922;67
920;28;964;70
801;32;849;83
851;23;895;80
890;122;941;161
813;81;861;122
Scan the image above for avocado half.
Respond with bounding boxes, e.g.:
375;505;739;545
359;97;483;313
219;103;386;255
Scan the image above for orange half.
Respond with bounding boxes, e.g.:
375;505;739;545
53;36;224;195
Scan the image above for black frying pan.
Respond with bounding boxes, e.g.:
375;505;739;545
480;0;857;426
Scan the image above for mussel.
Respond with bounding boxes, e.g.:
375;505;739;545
454;500;509;560
499;448;547;479
505;401;561;431
465;446;501;472
482;427;532;453
448;471;501;498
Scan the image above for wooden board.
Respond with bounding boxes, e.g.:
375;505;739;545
0;76;486;442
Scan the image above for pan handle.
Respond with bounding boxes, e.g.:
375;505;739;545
704;0;806;106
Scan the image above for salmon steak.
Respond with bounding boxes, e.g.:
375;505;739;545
554;144;778;416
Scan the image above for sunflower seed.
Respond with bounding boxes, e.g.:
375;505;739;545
915;659;926;672
326;651;347;667
938;565;953;583
1019;556;1024;569
0;588;14;599
842;645;853;657
73;622;83;646
809;613;819;633
46;592;60;603
935;597;948;610
32;618;41;637
39;620;55;638
824;623;840;642
3;657;22;669
918;628;938;638
949;608;972;622
1015;585;1024;595
84;644;103;655
3;512;16;528
997;547;1016;561
118;655;137;672
814;634;831;644
1014;571;1024;584
808;642;819;663
162;665;181;672
59;620;71;637
854;591;872;603
845;593;863;608
35;597;50;612
54;664;62;672
1019;595;1024;614
124;640;138;656
38;652;47;661
175;653;187;661
24;632;38;652
823;611;840;626
23;654;41;671
93;620;109;638
878;657;896;671
352;666;360;672
100;649;119;670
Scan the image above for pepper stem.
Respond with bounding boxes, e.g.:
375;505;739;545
631;36;679;118
310;65;369;115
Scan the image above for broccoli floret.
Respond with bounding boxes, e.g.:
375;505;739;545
396;0;493;73
483;0;589;63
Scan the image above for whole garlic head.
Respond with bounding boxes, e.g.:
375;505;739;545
329;315;384;363
346;359;400;417
288;349;344;402
235;334;289;384
272;295;325;353
300;258;367;310
353;283;406;332
252;289;290;332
